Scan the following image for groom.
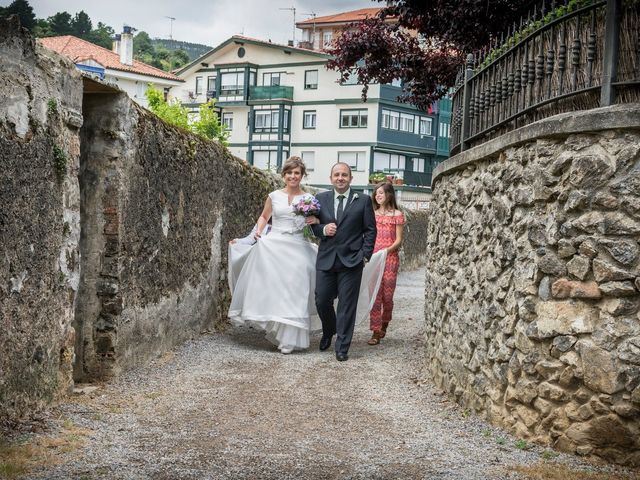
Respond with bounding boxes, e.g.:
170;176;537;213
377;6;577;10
312;162;377;361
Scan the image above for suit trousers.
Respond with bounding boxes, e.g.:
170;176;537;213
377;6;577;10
315;257;364;355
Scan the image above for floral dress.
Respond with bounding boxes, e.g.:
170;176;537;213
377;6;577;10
370;211;405;331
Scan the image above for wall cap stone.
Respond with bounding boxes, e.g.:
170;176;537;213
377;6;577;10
433;104;640;186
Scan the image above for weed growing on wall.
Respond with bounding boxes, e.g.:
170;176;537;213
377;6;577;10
47;98;58;115
52;145;67;180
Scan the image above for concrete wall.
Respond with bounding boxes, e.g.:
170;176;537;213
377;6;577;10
426;104;640;466
0;17;82;418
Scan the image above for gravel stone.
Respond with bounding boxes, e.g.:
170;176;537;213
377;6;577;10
12;268;635;480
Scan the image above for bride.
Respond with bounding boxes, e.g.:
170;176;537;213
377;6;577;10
228;156;386;354
228;156;321;353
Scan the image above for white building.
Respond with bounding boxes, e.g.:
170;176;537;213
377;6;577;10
40;27;183;109
172;35;450;198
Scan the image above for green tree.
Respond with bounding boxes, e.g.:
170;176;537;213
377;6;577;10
145;86;228;145
32;18;53;37
71;10;92;37
0;0;36;29
134;31;155;57
87;22;115;49
47;11;73;35
145;85;190;130
171;50;190;69
193;100;229;144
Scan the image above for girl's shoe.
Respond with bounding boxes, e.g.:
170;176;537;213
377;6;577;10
367;331;382;345
379;322;389;339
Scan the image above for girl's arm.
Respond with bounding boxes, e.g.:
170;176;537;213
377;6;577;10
386;211;405;253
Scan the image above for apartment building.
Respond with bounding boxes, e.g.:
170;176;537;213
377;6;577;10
172;34;449;197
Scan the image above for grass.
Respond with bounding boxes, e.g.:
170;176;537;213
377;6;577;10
0;418;92;479
510;463;637;480
541;450;559;460
514;439;529;450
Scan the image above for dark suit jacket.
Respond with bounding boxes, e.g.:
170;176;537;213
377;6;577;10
311;190;377;271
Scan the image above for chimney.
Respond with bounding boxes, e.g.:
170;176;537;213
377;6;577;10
120;25;134;66
112;34;121;54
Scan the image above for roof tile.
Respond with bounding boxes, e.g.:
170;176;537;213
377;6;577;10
39;35;182;82
296;8;382;26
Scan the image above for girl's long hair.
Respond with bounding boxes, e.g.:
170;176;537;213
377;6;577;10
372;181;398;211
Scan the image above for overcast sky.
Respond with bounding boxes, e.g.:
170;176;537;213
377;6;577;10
22;0;378;47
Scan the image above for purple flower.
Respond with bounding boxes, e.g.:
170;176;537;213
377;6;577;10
293;195;321;239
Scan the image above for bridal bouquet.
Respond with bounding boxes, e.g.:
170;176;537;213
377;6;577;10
293;195;321;239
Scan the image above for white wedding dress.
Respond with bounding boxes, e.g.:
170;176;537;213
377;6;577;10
228;190;386;352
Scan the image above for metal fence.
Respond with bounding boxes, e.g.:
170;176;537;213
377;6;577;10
450;0;639;155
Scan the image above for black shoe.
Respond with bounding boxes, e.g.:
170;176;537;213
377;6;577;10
336;353;349;362
319;336;332;351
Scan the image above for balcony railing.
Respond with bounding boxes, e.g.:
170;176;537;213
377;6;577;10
249;85;294;102
450;0;639;155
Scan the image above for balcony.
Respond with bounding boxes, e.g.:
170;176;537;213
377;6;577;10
249;85;294;104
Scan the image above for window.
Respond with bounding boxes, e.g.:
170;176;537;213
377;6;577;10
439;121;450;138
195;76;203;95
340;109;368;128
253;151;276;171
303;110;316;129
263;72;283;86
373;151;406;172
304;70;318;89
382;110;401;130
323;31;332;47
254;109;284;133
338;151;366;171
222;112;233;130
399;113;415;132
207;76;216;95
301;151;315;171
220;72;244;96
252;150;287;172
341;59;363;86
413;157;425;173
420;117;433;135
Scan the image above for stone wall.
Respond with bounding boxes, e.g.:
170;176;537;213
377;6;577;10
400;209;430;269
0;17;82;418
75;92;277;380
0;18;276;417
426;104;640;466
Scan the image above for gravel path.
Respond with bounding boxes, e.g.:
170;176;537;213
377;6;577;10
10;268;638;479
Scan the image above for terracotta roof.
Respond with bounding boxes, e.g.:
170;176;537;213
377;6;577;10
39;35;182;82
296;8;382;26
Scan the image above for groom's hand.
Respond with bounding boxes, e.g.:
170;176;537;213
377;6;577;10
323;223;337;237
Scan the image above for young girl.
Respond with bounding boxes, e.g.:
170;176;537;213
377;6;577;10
368;181;405;345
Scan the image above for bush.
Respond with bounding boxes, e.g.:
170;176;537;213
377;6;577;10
145;86;228;145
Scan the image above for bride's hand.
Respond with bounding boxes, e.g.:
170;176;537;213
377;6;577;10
305;215;319;225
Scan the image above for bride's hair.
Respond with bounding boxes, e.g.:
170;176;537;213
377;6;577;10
281;156;307;177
